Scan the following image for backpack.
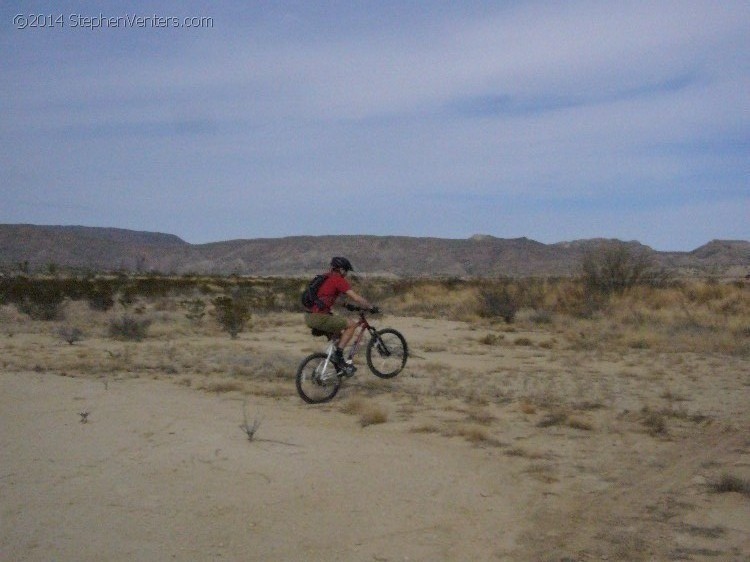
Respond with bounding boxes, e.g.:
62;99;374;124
301;273;329;310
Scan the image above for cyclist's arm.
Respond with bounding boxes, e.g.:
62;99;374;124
345;289;371;309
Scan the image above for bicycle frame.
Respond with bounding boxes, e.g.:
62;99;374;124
297;306;407;403
320;313;375;370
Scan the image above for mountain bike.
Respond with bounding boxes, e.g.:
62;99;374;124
295;305;408;404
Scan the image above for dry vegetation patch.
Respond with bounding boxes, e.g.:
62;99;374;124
340;396;390;427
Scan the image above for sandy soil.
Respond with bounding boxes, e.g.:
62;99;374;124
1;313;749;561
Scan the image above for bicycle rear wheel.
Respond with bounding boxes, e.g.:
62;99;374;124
366;328;408;378
296;353;341;404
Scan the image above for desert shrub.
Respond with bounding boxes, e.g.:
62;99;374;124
126;277;183;298
264;278;303;312
57;325;84;345
247;285;277;311
15;286;66;321
529;309;553;324
17;298;64;321
213;292;251;338
552;280;606;318
109;314;151;341
475;278;553;323
88;286;115;311
581;241;661;295
181;298;206;326
684;279;728;304
478;284;520;322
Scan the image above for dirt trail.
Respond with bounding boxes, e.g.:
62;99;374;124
521;425;750;560
1;371;530;561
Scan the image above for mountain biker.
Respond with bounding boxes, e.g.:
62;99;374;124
304;257;376;371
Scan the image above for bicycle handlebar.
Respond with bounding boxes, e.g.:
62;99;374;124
344;303;380;314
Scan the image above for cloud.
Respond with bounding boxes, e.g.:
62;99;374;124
1;1;747;248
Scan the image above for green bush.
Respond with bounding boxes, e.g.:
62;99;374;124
15;284;66;321
88;285;115;311
213;293;251;338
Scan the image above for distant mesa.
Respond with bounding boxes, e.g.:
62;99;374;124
0;224;747;278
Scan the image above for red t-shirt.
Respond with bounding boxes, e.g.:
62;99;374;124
311;272;351;313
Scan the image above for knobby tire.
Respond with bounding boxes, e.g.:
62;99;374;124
366;328;408;378
295;353;341;404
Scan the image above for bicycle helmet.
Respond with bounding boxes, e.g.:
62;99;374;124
330;256;354;272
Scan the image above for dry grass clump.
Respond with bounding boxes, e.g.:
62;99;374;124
359;407;389;428
566;416;593;431
465;407;496;425
411;422;442;435
378;279;477;320
479;333;504;345
536;412;568;428
641;408;668;436
340;397;390;427
410;419;504;446
524;462;559;483
505;447;553;460
519;401;537;415
439;423;505;446
709;473;750;497
454;423;492;443
200;379;245;394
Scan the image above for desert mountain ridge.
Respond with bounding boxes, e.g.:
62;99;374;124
1;224;748;278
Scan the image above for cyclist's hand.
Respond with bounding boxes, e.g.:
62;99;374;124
369;306;380;314
344;303;358;311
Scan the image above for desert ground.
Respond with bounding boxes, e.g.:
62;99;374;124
1;290;749;561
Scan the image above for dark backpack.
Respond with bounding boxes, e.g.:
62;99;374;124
301;274;329;310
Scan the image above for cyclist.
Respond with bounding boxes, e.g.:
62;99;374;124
304;257;376;372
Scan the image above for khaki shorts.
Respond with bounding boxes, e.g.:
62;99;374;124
304;312;347;334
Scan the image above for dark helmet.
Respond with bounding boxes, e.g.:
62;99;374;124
330;256;353;272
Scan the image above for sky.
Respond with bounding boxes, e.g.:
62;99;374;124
1;1;748;251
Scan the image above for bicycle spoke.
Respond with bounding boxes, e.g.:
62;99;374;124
296;353;341;403
366;329;407;378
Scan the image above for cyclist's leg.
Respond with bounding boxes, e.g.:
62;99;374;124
338;317;358;350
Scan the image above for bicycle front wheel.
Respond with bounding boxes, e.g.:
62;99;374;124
366;328;408;379
296;353;341;404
